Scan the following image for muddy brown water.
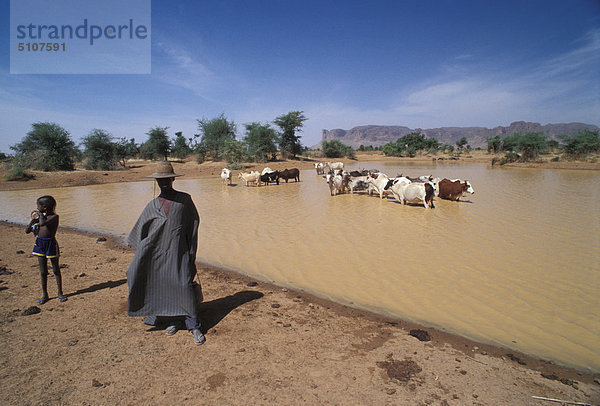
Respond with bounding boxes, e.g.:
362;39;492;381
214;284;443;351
1;162;598;373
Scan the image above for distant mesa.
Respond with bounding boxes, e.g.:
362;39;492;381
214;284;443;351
316;122;599;149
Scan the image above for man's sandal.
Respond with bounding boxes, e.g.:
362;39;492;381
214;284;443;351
58;295;67;302
38;297;48;305
192;329;206;345
165;325;178;336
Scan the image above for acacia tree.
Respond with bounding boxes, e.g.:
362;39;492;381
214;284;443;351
518;132;547;160
81;129;116;170
114;137;138;167
273;111;307;159
244;122;279;162
10;122;78;171
140;127;171;160
561;130;600;157
171;131;191;159
456;136;468;150
195;114;236;160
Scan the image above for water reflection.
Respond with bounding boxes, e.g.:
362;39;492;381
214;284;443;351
1;163;598;372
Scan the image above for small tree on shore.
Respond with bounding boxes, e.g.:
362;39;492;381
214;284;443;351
81;129;117;170
244;122;279;162
171;131;192;159
195;114;237;161
140;127;171;160
10;122;78;171
561;130;600;157
274;111;307;159
322;140;355;159
114;137;138;167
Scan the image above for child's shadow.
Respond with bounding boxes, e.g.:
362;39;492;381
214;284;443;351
198;290;264;333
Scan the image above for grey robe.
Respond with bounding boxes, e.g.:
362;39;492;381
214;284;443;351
126;191;199;318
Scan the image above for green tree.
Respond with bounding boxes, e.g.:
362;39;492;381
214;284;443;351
322;140;355;159
140;127;171;160
10;122;78;171
244;122;279;162
487;136;502;153
456;136;468;150
561;130;600;157
81;129;117;170
114;137;138;167
223;139;246;165
171;131;192;159
501;134;520;152
273;111;307;159
518;132;547;160
196;114;236;160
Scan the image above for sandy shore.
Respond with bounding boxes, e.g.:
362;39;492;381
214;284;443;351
0;221;598;405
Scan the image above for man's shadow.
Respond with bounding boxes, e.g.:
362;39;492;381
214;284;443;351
65;279;127;298
198;290;264;333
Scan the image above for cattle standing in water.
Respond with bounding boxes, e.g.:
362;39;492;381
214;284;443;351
220;168;232;185
325;161;344;172
260;170;280;185
279;168;300;183
438;179;474;201
238;171;261;187
388;180;436;208
314;162;326;175
365;173;393;199
324;172;344;196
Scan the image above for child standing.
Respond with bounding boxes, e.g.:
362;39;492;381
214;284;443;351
26;195;66;304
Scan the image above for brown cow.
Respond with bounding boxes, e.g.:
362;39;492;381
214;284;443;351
438;179;474;201
279;168;300;183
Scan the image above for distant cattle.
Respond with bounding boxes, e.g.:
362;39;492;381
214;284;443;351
280;168;300;183
238;171;261;187
261;167;274;175
260;170;280;185
438;179;474;201
325;162;344;172
220;168;232;185
314;162;326;175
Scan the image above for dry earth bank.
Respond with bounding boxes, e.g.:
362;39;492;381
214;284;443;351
0;222;598;405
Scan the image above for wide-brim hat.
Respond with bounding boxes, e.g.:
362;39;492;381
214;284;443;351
145;161;184;178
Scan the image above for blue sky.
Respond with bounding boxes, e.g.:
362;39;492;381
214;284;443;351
1;0;599;154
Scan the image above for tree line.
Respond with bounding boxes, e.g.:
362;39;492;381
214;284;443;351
5;111;309;179
4;115;599;180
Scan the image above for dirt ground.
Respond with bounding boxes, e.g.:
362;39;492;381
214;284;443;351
1;153;599;405
1;227;599;405
1;151;598;191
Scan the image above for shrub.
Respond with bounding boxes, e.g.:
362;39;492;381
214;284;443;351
322;140;355;159
561;130;600;157
5;156;35;181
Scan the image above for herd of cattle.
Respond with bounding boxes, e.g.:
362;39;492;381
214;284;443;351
221;161;474;208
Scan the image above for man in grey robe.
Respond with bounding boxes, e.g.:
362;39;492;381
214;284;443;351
126;161;205;345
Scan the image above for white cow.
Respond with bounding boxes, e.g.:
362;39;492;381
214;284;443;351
238;171;261;187
365;173;393;199
389;180;436;208
220;168;232;185
261;167;274;176
347;175;369;194
324;172;344;196
325;161;344;172
314;162;326;175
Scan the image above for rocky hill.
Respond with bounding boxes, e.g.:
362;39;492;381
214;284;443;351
318;122;599;149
